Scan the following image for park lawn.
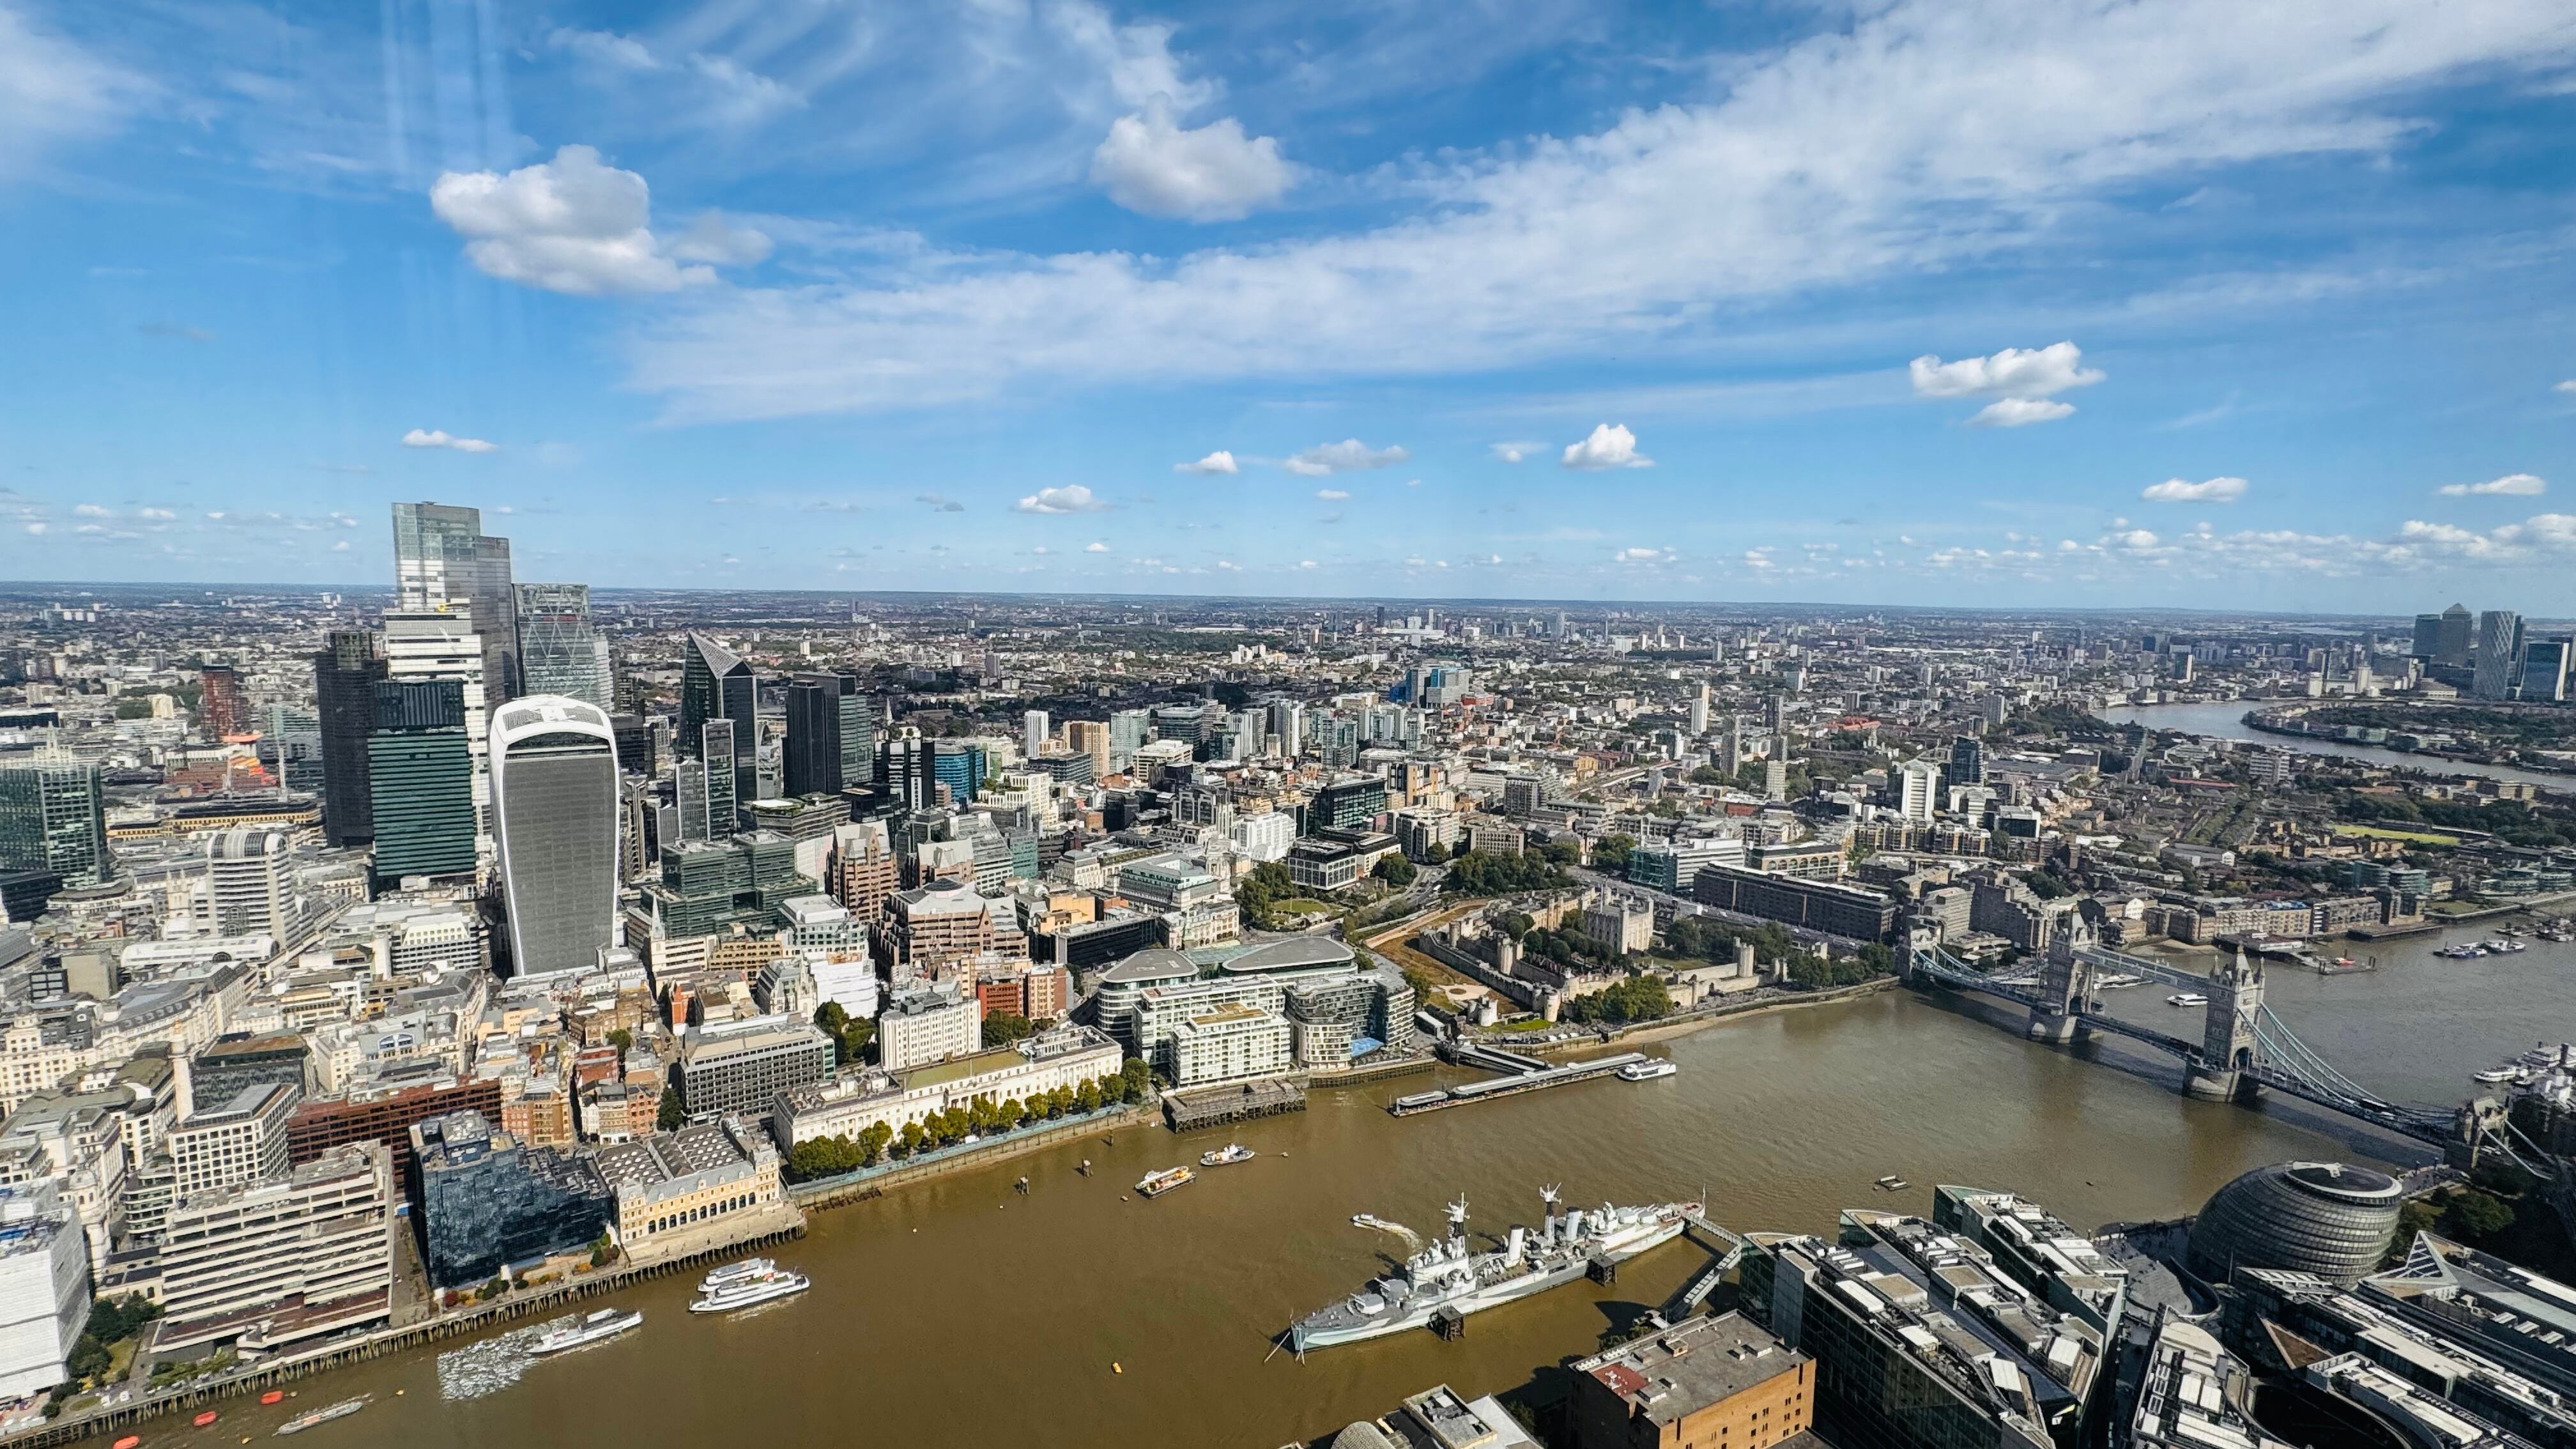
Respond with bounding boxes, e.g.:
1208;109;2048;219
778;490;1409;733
2333;823;2462;847
1271;898;1337;915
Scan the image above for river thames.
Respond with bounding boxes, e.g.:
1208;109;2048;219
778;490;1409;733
85;912;2576;1449
2102;700;2576;793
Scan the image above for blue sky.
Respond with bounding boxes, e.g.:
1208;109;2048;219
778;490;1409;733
4;0;2576;614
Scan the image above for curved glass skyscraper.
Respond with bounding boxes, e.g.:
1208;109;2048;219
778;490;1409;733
490;696;618;977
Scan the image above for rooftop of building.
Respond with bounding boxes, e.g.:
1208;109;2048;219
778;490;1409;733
1097;947;1198;985
180;1079;296;1130
1396;1385;1540;1449
1570;1311;1808;1427
1181;1002;1273;1029
594;1119;759;1193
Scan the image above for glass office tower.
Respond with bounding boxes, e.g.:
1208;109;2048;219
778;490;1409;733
392;502;517;702
313;630;388;848
367;679;476;889
489;696;619;976
513;583;611;710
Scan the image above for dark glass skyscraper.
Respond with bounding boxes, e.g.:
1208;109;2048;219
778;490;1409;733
367;678;476;889
785;672;877;797
0;755;108;887
679;632;755;809
314;631;388;848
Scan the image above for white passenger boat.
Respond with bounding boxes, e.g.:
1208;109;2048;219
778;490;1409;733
689;1269;811;1314
1616;1059;1678;1082
529;1308;642;1356
696;1257;776;1294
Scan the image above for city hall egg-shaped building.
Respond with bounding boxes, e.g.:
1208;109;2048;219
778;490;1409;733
2185;1161;2404;1287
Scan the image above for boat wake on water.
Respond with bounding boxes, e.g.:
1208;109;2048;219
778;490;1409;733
1348;1213;1423;1254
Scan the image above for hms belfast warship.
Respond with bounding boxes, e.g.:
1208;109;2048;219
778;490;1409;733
1287;1186;1698;1353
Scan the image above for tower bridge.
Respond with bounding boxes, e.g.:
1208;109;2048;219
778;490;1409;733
1905;929;2459;1147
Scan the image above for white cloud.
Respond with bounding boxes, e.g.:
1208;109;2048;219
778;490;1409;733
629;4;2576;420
1314;488;1349;500
2141;475;2248;503
1561;424;1652;470
1490;442;1541;464
1175;450;1238;475
1968;398;2076;427
1015;485;1108;514
72;503;109;518
2393;514;2576;562
1284;439;1409;476
401;429;498;454
0;7;140;182
332;539;352;551
1085;540;1110;552
2436;472;2545;498
2111;528;2161;550
1910;342;2103;399
2556;380;2576;396
1298;559;1318;569
1616;546;1677;562
666;211;774;266
1091;104;1292;221
431;146;767;296
548;29;804;126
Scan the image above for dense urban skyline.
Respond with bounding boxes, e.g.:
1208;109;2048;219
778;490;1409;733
4;2;2575;610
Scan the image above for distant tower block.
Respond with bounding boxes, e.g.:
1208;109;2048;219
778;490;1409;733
2026;923;2093;1045
2187;947;2266;1102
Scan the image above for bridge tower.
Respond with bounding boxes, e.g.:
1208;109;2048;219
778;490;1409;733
2186;947;2264;1102
2025;921;2094;1044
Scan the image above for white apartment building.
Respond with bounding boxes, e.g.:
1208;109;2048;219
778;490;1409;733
0;1183;87;1398
1169;1004;1292;1087
1229;810;1296;863
876;983;981;1071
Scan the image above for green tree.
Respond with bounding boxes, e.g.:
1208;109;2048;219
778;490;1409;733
606;1027;633;1053
1589;834;1637;875
1373;853;1418;887
897;1121;926;1157
657;1085;686;1131
1120;1056;1153;1103
1077;1080;1103;1114
983;1010;1037;1045
858;1123;893;1165
2444;1190;2516;1243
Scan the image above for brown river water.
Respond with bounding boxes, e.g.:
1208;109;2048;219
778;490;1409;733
94;914;2576;1449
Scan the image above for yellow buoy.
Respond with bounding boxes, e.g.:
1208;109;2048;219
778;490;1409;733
1112;1362;1123;1374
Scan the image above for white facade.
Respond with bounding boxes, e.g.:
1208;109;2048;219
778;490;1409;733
804;952;881;1021
1170;1004;1292;1087
876;984;982;1071
0;1183;88;1399
204;830;298;940
169;1080;295;1200
1229;811;1296;863
157;1144;394;1353
772;1025;1123;1149
1894;758;1942;823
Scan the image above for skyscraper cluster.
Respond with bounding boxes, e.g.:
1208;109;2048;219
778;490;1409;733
2412;602;2568;702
